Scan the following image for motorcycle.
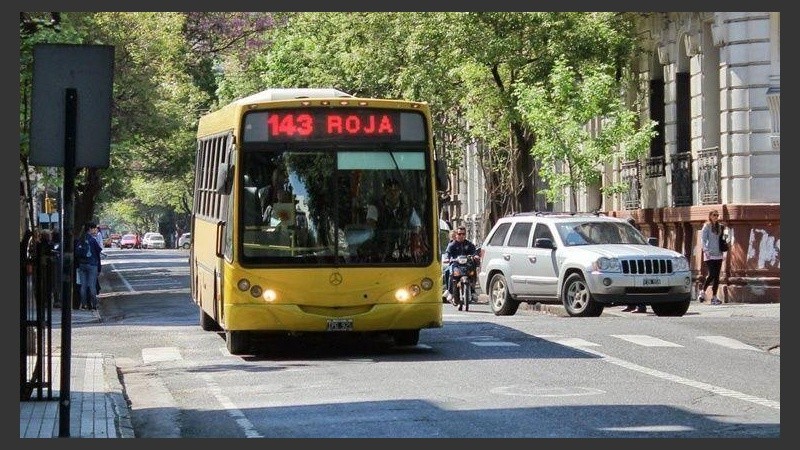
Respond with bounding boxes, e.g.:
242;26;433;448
448;253;480;311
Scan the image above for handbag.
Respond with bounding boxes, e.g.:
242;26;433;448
719;227;729;252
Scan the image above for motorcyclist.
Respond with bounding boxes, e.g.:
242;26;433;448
444;226;479;305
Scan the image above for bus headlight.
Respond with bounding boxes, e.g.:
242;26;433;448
420;278;433;290
262;289;277;302
395;289;411;302
395;284;422;302
237;278;251;291
249;285;263;298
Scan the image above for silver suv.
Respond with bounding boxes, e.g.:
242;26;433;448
477;213;692;317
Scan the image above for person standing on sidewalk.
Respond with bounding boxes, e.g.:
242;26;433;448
74;222;103;310
699;210;726;305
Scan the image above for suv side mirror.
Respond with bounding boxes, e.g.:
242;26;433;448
647;237;659;246
534;237;555;249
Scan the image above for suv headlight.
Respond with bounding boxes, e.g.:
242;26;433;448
594;257;622;272
672;256;690;272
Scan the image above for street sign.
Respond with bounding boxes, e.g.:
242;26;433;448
29;44;114;167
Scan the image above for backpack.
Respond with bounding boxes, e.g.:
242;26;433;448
76;236;93;263
718;226;729;252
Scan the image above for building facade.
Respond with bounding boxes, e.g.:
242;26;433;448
446;12;780;303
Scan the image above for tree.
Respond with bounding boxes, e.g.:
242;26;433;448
515;57;656;209
19;12;211;235
210;12;641;229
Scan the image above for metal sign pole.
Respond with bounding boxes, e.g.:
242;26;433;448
58;88;77;438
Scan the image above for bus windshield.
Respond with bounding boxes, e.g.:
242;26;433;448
239;147;432;266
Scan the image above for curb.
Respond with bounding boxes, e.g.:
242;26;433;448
103;354;135;438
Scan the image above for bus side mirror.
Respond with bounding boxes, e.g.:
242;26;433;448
435;159;449;193
648;237;659;246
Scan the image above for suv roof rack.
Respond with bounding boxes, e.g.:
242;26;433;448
511;211;607;217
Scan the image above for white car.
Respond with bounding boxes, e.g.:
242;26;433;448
177;232;191;249
478;213;692;317
141;232;165;249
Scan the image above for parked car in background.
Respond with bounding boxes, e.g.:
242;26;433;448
119;233;141;249
478;212;692;318
108;233;122;248
141;232;158;249
98;224;112;248
178;232;192;249
142;232;166;249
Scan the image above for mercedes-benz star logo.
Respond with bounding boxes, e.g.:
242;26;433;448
329;272;343;286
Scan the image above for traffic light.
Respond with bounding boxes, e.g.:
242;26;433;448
44;197;57;214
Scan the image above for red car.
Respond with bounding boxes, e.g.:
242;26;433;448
119;233;141;249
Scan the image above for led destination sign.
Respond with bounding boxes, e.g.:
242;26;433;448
243;109;425;143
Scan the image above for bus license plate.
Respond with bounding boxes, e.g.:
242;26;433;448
642;278;662;286
327;319;353;331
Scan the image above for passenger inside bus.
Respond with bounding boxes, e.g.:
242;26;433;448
261;165;294;224
364;177;423;261
242;173;264;228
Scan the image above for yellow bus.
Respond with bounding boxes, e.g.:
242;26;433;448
190;88;448;354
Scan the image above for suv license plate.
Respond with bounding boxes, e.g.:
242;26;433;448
642;278;662;286
327;319;353;331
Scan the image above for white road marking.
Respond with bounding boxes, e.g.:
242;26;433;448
493;385;605;397
611;334;683;347
108;263;134;292
554;338;600;347
199;373;263;438
697;336;763;351
559;344;780;411
600;425;694;432
142;347;182;364
472;341;519;347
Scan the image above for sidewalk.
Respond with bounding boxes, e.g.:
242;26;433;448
19;283;134;438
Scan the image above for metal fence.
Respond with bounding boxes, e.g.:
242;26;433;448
20;232;56;401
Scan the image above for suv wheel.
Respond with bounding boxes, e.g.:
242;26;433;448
488;273;519;316
651;300;690;317
562;273;604;317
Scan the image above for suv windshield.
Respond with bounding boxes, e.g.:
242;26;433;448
555;220;647;246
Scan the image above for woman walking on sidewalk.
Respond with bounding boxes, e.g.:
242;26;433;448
699;210;726;305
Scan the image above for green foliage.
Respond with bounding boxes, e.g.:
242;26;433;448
515;56;655;205
21;11;647;234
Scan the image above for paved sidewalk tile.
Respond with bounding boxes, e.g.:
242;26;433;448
20;353;132;438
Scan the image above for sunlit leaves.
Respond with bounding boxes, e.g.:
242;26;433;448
515;56;655;205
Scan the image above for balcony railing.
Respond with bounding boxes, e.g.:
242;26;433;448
697;146;720;204
620;160;641;210
671;152;693;207
645;155;665;178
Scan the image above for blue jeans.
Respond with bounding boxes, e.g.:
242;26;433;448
78;263;99;308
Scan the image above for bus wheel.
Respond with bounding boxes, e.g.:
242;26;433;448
392;330;420;346
200;309;221;331
226;330;250;355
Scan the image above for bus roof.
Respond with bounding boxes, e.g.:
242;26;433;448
234;88;353;105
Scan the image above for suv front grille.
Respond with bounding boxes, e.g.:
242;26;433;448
621;258;673;275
